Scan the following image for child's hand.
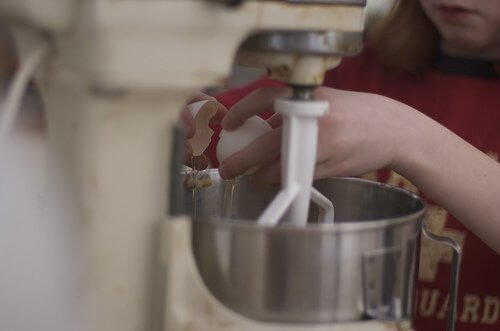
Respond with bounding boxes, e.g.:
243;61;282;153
218;87;419;184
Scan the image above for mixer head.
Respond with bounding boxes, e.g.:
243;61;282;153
236;29;363;85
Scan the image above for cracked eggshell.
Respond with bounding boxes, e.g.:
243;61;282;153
217;116;272;164
187;100;219;156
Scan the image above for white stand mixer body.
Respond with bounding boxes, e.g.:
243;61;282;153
0;1;408;331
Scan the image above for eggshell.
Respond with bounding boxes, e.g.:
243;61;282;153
217;116;272;164
187;100;219;156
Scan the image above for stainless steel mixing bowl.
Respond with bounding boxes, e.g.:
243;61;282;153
184;170;425;323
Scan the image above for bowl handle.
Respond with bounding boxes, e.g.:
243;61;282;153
421;220;462;331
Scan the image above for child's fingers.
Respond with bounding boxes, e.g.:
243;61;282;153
222;87;291;131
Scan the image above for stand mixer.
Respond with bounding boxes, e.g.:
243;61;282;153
0;1;461;331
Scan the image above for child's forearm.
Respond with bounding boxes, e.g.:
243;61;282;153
393;112;500;253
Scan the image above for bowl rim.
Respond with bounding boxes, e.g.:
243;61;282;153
188;171;427;234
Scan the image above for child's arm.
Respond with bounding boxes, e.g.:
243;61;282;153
219;86;500;253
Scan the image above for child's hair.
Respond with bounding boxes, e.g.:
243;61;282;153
368;0;440;76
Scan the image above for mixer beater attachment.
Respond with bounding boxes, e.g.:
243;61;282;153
257;86;334;226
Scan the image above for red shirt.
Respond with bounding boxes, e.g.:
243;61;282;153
209;48;500;331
